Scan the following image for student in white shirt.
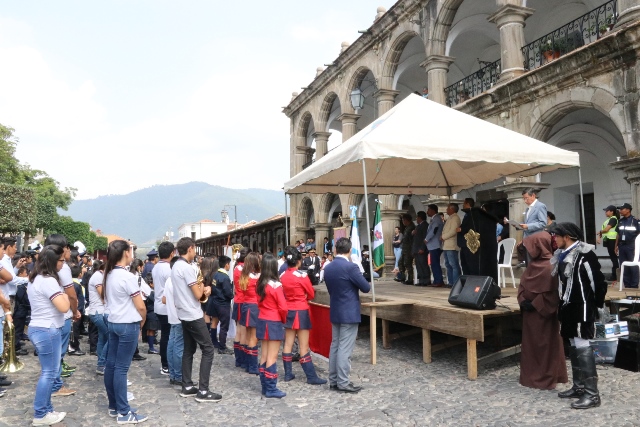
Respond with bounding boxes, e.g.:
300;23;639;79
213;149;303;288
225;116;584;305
162;256;183;385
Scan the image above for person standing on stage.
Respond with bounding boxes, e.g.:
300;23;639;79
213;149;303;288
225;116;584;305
412;211;431;286
551;222;607;409
597;205;619;282
441;203;461;287
152;241;175;376
256;253;288;398
171;237;220;403
239;252;261;375
280;246;326;385
397;214;415;284
425;205;444;287
232;248;249;369
616;203;640;288
323;238;371;393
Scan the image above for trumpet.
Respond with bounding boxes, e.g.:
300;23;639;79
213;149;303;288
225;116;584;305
0;318;24;373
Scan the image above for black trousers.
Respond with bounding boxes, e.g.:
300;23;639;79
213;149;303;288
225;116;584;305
13;316;27;350
603;238;619;279
157;314;170;369
214;305;231;349
71;314;82;350
399;249;414;281
181;318;215;391
414;252;431;285
89;317;98;352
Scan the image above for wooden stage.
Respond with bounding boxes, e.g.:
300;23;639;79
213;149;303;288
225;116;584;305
311;280;636;381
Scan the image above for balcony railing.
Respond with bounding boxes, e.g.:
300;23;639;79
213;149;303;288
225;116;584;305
302;159;314;170
521;0;617;71
445;59;501;107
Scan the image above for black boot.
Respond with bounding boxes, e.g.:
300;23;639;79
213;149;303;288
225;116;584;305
558;346;584;398
571;347;600;409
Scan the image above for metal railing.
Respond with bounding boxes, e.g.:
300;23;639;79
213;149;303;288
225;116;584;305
302;159;314;170
445;59;501;107
521;0;617;71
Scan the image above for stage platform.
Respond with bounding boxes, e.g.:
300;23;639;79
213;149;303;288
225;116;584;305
312;280;636;380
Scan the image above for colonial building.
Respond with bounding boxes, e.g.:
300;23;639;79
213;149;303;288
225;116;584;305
283;0;640;273
177;219;228;240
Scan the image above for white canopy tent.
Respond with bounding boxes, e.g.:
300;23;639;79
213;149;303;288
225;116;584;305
285;94;583;300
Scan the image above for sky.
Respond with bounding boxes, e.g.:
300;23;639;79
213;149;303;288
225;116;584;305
0;0;397;200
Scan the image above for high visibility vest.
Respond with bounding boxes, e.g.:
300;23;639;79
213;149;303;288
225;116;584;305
602;217;618;240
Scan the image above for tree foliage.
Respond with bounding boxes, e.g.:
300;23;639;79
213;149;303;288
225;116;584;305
0;124;22;185
0;183;37;233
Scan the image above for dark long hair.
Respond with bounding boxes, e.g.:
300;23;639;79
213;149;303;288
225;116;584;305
284;245;301;267
102;240;131;302
237;247;249;264
29;245;63;283
203;257;219;287
256;253;279;302
238;252;260;291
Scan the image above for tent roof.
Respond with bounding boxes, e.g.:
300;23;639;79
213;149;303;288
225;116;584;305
284;94;580;195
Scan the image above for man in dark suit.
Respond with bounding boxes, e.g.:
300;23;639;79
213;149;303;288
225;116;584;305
301;248;321;285
323;237;333;255
412;211;431;286
323;238;371;393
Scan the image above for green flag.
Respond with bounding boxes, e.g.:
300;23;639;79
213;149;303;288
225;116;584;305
372;202;384;269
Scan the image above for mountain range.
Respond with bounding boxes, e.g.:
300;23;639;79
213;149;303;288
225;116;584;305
63;182;285;245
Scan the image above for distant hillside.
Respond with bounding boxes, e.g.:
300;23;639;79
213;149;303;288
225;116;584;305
63;182;284;245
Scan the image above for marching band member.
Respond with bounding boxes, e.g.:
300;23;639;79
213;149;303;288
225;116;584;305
238;252;261;375
232;248;248;369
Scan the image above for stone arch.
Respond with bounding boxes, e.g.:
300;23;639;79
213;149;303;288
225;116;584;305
318;92;340;132
295;111;315;142
298;196;315;228
314;193;336;224
428;0;465;57
381;30;423;89
346;66;375;111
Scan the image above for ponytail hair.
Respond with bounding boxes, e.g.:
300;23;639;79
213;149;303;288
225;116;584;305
283;245;301;267
256;253;279;302
238;252;260;291
101;240;131;302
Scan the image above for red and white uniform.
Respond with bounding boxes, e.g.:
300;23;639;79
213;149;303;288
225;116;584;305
280;268;314;310
258;280;288;323
242;273;260;304
233;263;245;304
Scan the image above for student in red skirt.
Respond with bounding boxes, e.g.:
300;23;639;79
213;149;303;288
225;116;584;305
256;253;288;398
238;252;261;375
232;248;248;369
281;246;327;385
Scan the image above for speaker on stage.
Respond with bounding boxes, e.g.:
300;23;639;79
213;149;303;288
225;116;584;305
448;275;501;310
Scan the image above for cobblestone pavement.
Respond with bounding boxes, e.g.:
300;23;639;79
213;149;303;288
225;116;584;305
1;327;639;427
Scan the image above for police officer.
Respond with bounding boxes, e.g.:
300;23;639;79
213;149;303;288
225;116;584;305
615;203;640;288
597;205;619;281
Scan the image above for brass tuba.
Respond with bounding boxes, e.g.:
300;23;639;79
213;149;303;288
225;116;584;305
0;318;24;373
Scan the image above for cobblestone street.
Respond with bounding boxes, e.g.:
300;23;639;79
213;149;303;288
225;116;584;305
2;325;640;427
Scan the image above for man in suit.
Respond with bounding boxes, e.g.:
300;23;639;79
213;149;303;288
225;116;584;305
323;237;333;255
520;188;548;238
425;205;444;286
412;211;431;286
301;248;321;285
323;238;371;393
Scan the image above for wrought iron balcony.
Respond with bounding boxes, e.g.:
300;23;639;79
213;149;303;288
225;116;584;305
521;0;617;71
302;159;314;170
445;59;501;107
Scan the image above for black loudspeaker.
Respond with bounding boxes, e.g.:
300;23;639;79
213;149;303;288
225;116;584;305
614;336;640;372
448;275;501;310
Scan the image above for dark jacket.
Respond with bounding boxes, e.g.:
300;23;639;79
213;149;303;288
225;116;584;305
74;282;85;314
301;256;321;285
211;270;234;306
402;222;415;251
323;256;371;324
14;281;30;318
412;220;428;255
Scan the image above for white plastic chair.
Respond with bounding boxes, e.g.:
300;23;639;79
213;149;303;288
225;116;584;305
619;234;640;291
497;238;516;288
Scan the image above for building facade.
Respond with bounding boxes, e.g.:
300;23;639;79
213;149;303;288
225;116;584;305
177;219;228;240
283;0;640;273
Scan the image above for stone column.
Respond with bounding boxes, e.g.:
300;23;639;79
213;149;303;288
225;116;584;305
374;89;400;117
338;113;361;142
312;131;331;160
611;157;640;211
616;0;640;28
488;5;534;82
421;55;455;105
422;195;456;218
379;195;403;275
496;179;550;243
313;223;332;252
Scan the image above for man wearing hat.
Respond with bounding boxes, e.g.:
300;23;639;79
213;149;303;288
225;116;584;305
597;205;619;282
301;248;321;286
551;222;607;409
142;249;158;279
615;203;640;288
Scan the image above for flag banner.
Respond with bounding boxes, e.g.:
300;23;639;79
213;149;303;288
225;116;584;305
333;227;348;242
372;203;384;269
350;218;361;264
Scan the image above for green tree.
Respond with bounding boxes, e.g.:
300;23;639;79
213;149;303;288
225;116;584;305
0;183;37;234
0;124;22;185
47;216;94;252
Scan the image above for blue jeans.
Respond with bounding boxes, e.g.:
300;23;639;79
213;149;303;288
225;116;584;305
444;250;461;286
90;313;109;367
52;318;72;392
393;247;402;269
29;326;62;419
104;322;139;415
167;323;184;381
429;248;443;284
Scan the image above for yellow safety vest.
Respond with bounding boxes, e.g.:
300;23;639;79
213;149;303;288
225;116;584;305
602;217;618;240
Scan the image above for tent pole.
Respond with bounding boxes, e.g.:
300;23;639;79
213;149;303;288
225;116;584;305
578;167;587;242
284;192;289;245
362;160;376;302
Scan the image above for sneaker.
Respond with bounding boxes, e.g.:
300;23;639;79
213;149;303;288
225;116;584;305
32;411;66;425
217;347;233;355
62;361;76;372
195;390;222;403
0;388;6;397
132;354;146;361
52;387;76;397
0;379;12;387
16;348;28;356
169;378;183;386
68;349;86;356
96;366;105;375
60;371;73;378
127;380;132;386
109;407;137;418
179;386;198;398
160;367;169;375
147;348;159;355
116;411;148;424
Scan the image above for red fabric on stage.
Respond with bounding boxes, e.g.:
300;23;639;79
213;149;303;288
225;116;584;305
308;302;331;358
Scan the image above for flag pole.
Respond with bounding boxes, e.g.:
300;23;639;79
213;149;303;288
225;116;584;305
362;160;375;302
